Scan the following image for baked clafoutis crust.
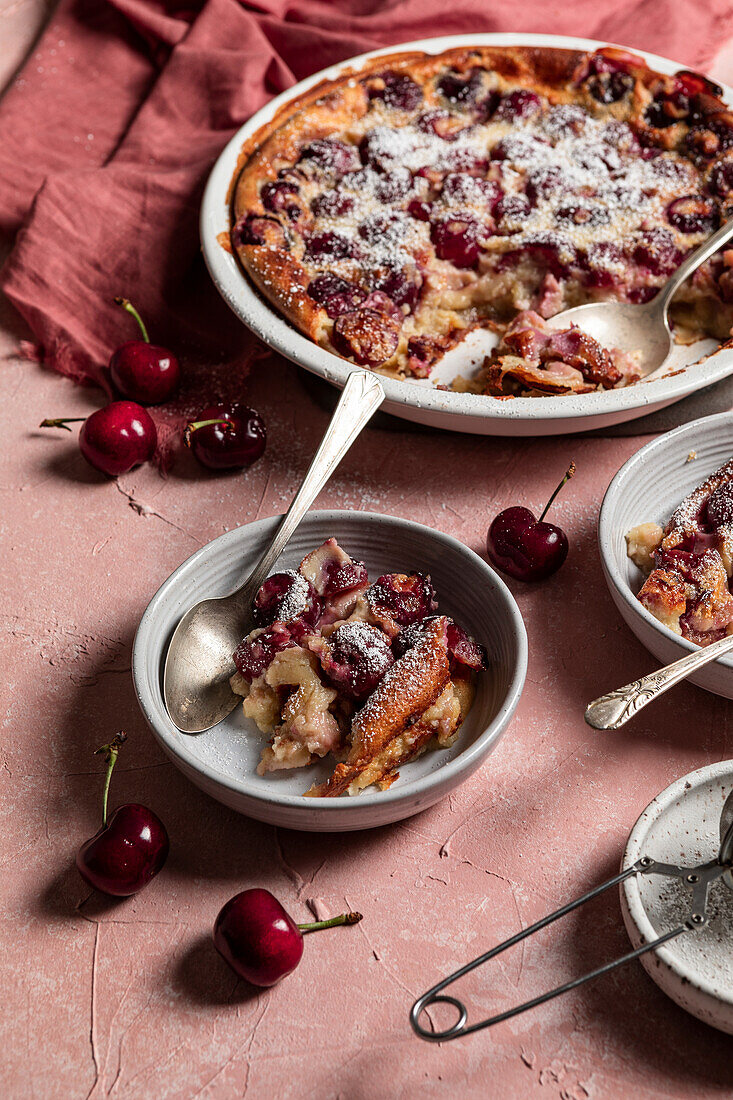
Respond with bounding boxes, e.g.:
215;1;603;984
230;45;733;398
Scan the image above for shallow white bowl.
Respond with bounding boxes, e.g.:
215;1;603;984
132;511;527;831
599;410;733;699
200;32;733;436
621;760;733;1035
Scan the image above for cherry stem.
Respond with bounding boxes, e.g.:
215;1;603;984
39;417;86;432
297;912;363;934
94;732;127;827
183;418;232;448
538;461;576;524
114;297;150;343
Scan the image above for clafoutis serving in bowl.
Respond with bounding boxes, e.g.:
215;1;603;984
599;411;733;699
230;40;733;396
133;512;527;831
230;538;486;796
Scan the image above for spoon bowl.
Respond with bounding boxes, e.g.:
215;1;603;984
548;217;733;377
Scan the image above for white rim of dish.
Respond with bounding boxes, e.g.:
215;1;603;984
132;510;528;811
200;32;733;426
598;408;733;671
621;759;733;1009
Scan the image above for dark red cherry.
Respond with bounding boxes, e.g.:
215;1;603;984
487;463;575;582
75;733;169;897
322;557;369;598
709;159;733;197
368;572;438;627
317;621;394;701
407;198;432;221
184;404;266;470
437;68;486;108
261;180;302;220
109;298;180;404
305;231;358;261
667;194;718;234
631;227;681;275
588;71;634;104
431;216;483;268
685;118;733;162
233;622;296;681
253;570;322;629
232;213;287;248
367;70;423;112
494;90;542;121
213;888;362;988
311;190;355;218
307;274;366;318
394;615;488;671
298;139;360;177
41;401;157;476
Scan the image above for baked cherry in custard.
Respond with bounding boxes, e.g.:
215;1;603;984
487;463;575;581
76;733;169;897
40;401;157;475
213;888;362;987
109;297;181;404
184;403;266;470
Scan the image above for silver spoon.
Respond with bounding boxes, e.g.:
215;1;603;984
547;217;733;376
163;370;385;733
585;632;733;730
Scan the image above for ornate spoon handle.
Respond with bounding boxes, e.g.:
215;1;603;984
585;632;733;730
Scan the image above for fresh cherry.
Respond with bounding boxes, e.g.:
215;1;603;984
76;733;169;897
109;297;180;404
184;404;266;470
41;400;157;475
213;888;362;987
487;463;576;581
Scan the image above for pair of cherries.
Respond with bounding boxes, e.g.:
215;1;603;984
77;734;358;987
41;298;266;475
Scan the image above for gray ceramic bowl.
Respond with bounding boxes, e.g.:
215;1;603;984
599;411;733;699
132;511;527;831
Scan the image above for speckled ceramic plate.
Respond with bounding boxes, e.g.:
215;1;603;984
200;32;733;437
132;511;527;831
599;410;733;699
621;760;733;1034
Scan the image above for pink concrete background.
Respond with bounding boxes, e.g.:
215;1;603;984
3;6;733;1099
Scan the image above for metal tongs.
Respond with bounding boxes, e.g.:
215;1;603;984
410;791;733;1042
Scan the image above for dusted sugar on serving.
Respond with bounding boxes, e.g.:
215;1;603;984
229;538;487;796
626;458;733;644
230;44;733;396
475;310;641;396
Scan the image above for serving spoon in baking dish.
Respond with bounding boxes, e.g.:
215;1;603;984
163;370;385;734
547;216;733;377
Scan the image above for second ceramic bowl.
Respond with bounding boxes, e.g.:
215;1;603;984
132;511;527;831
599;411;733;699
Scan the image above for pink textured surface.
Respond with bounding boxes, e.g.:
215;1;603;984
2;6;733;1100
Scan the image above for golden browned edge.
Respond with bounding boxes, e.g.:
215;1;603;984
307;617;451;797
227;44;731;361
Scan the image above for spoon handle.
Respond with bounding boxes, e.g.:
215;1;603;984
584;632;733;730
657;217;733;314
233;370;385;608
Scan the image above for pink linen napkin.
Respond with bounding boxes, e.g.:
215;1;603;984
1;0;731;461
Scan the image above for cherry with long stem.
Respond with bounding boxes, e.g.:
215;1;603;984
109;297;180;404
75;731;169;896
487;460;577;582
